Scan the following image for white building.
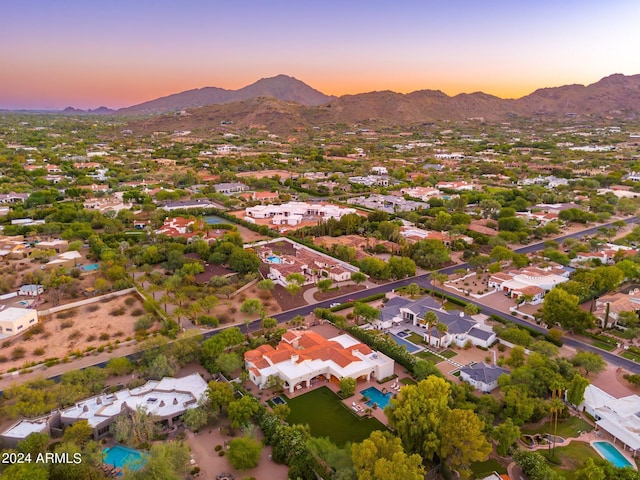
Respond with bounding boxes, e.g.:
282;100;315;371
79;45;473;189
245;202;357;227
60;374;208;439
459;363;509;393
245;331;395;393
579;384;640;457
488;266;569;304
0;308;38;337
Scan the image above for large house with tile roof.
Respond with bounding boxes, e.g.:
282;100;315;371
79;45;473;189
378;296;496;348
592;289;640;328
488;265;569;304
245;331;394;393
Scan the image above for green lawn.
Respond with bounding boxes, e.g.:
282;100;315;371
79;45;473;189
399;377;416;385
621;350;640;362
591;340;616;352
470;459;507;479
406;332;424;345
285;386;387;446
416;350;443;363
441;349;458;359
521;417;593;438
542;441;601;479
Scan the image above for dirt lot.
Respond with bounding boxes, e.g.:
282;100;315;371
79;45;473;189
0;293;146;374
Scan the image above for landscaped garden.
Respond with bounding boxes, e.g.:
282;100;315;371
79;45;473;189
521;417;593;438
470;459;507;479
542;442;604;480
284;386;387;445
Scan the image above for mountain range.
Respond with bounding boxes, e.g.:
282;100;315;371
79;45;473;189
118;73;640;134
60;73;640;128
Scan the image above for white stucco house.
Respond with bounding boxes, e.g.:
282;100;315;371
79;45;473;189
245;330;395;393
0;307;38;337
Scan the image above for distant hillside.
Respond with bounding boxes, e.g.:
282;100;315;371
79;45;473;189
118;75;335;114
62;106;115;115
123;73;640;135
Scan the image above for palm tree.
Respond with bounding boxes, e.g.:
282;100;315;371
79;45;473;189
430;272;448;305
435;322;448;350
423;311;438;347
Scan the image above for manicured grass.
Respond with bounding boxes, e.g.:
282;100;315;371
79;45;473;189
591;340;616;352
470;459;507;479
441;349;458;359
399;377;416;385
622;350;640;362
542;441;601;480
406;332;424;345
521;417;594;438
285;386;387;446
416;351;443;363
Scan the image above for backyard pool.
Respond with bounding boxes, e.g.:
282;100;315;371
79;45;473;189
361;386;393;409
272;396;286;405
389;333;420;353
103;445;147;471
267;255;282;264
592;441;634;469
82;263;100;272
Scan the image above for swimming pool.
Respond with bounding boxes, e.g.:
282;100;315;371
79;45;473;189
267;255;282;264
361;386;393;409
396;331;409;338
103;445;147;471
592;441;633;469
82;263;100;272
272;396;286;405
389;333;420;353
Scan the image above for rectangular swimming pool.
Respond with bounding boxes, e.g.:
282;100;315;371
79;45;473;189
103;445;147;471
361;386;393;409
592;441;633;469
389;333;420;353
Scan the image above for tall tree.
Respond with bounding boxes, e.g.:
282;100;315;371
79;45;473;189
351;431;425;480
386;376;450;461
439;409;491;478
566;374;590;406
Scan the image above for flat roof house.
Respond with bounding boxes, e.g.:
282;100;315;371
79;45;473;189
0;307;38;338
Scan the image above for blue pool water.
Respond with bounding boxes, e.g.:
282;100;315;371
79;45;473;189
267;255;282;264
103;445;147;471
272;396;286;405
389;333;420;353
361;386;393;409
396;331;409;338
593;441;633;469
82;263;100;272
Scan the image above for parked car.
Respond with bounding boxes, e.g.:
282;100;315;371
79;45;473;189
330;302;341;308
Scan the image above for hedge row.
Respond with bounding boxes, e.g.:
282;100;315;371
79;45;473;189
329;293;386;311
489;314;563;347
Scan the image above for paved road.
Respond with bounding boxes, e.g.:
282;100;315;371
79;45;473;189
3;217;638;391
224;215;640;372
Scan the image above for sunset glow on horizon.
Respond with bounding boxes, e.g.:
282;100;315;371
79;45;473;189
2;0;639;110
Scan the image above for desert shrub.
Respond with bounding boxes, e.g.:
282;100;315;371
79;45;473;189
86;305;100;313
57;309;78;319
113;330;125;337
110;307;126;316
217;313;231;323
99;332;110;341
33;348;45;356
30;323;44;335
87;334;96;342
11;347;26;360
68;330;81;340
1;340;11;348
60;319;74;329
0;355;8;363
198;315;219;327
135;316;154;331
215;445;222;452
124;296;137;306
131;308;144;317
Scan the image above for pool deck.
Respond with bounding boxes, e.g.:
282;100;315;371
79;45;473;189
523;428;637;470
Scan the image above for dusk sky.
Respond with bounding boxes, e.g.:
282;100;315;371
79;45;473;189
2;0;639;110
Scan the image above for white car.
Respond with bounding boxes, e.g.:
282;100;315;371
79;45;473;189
329;302;341;308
